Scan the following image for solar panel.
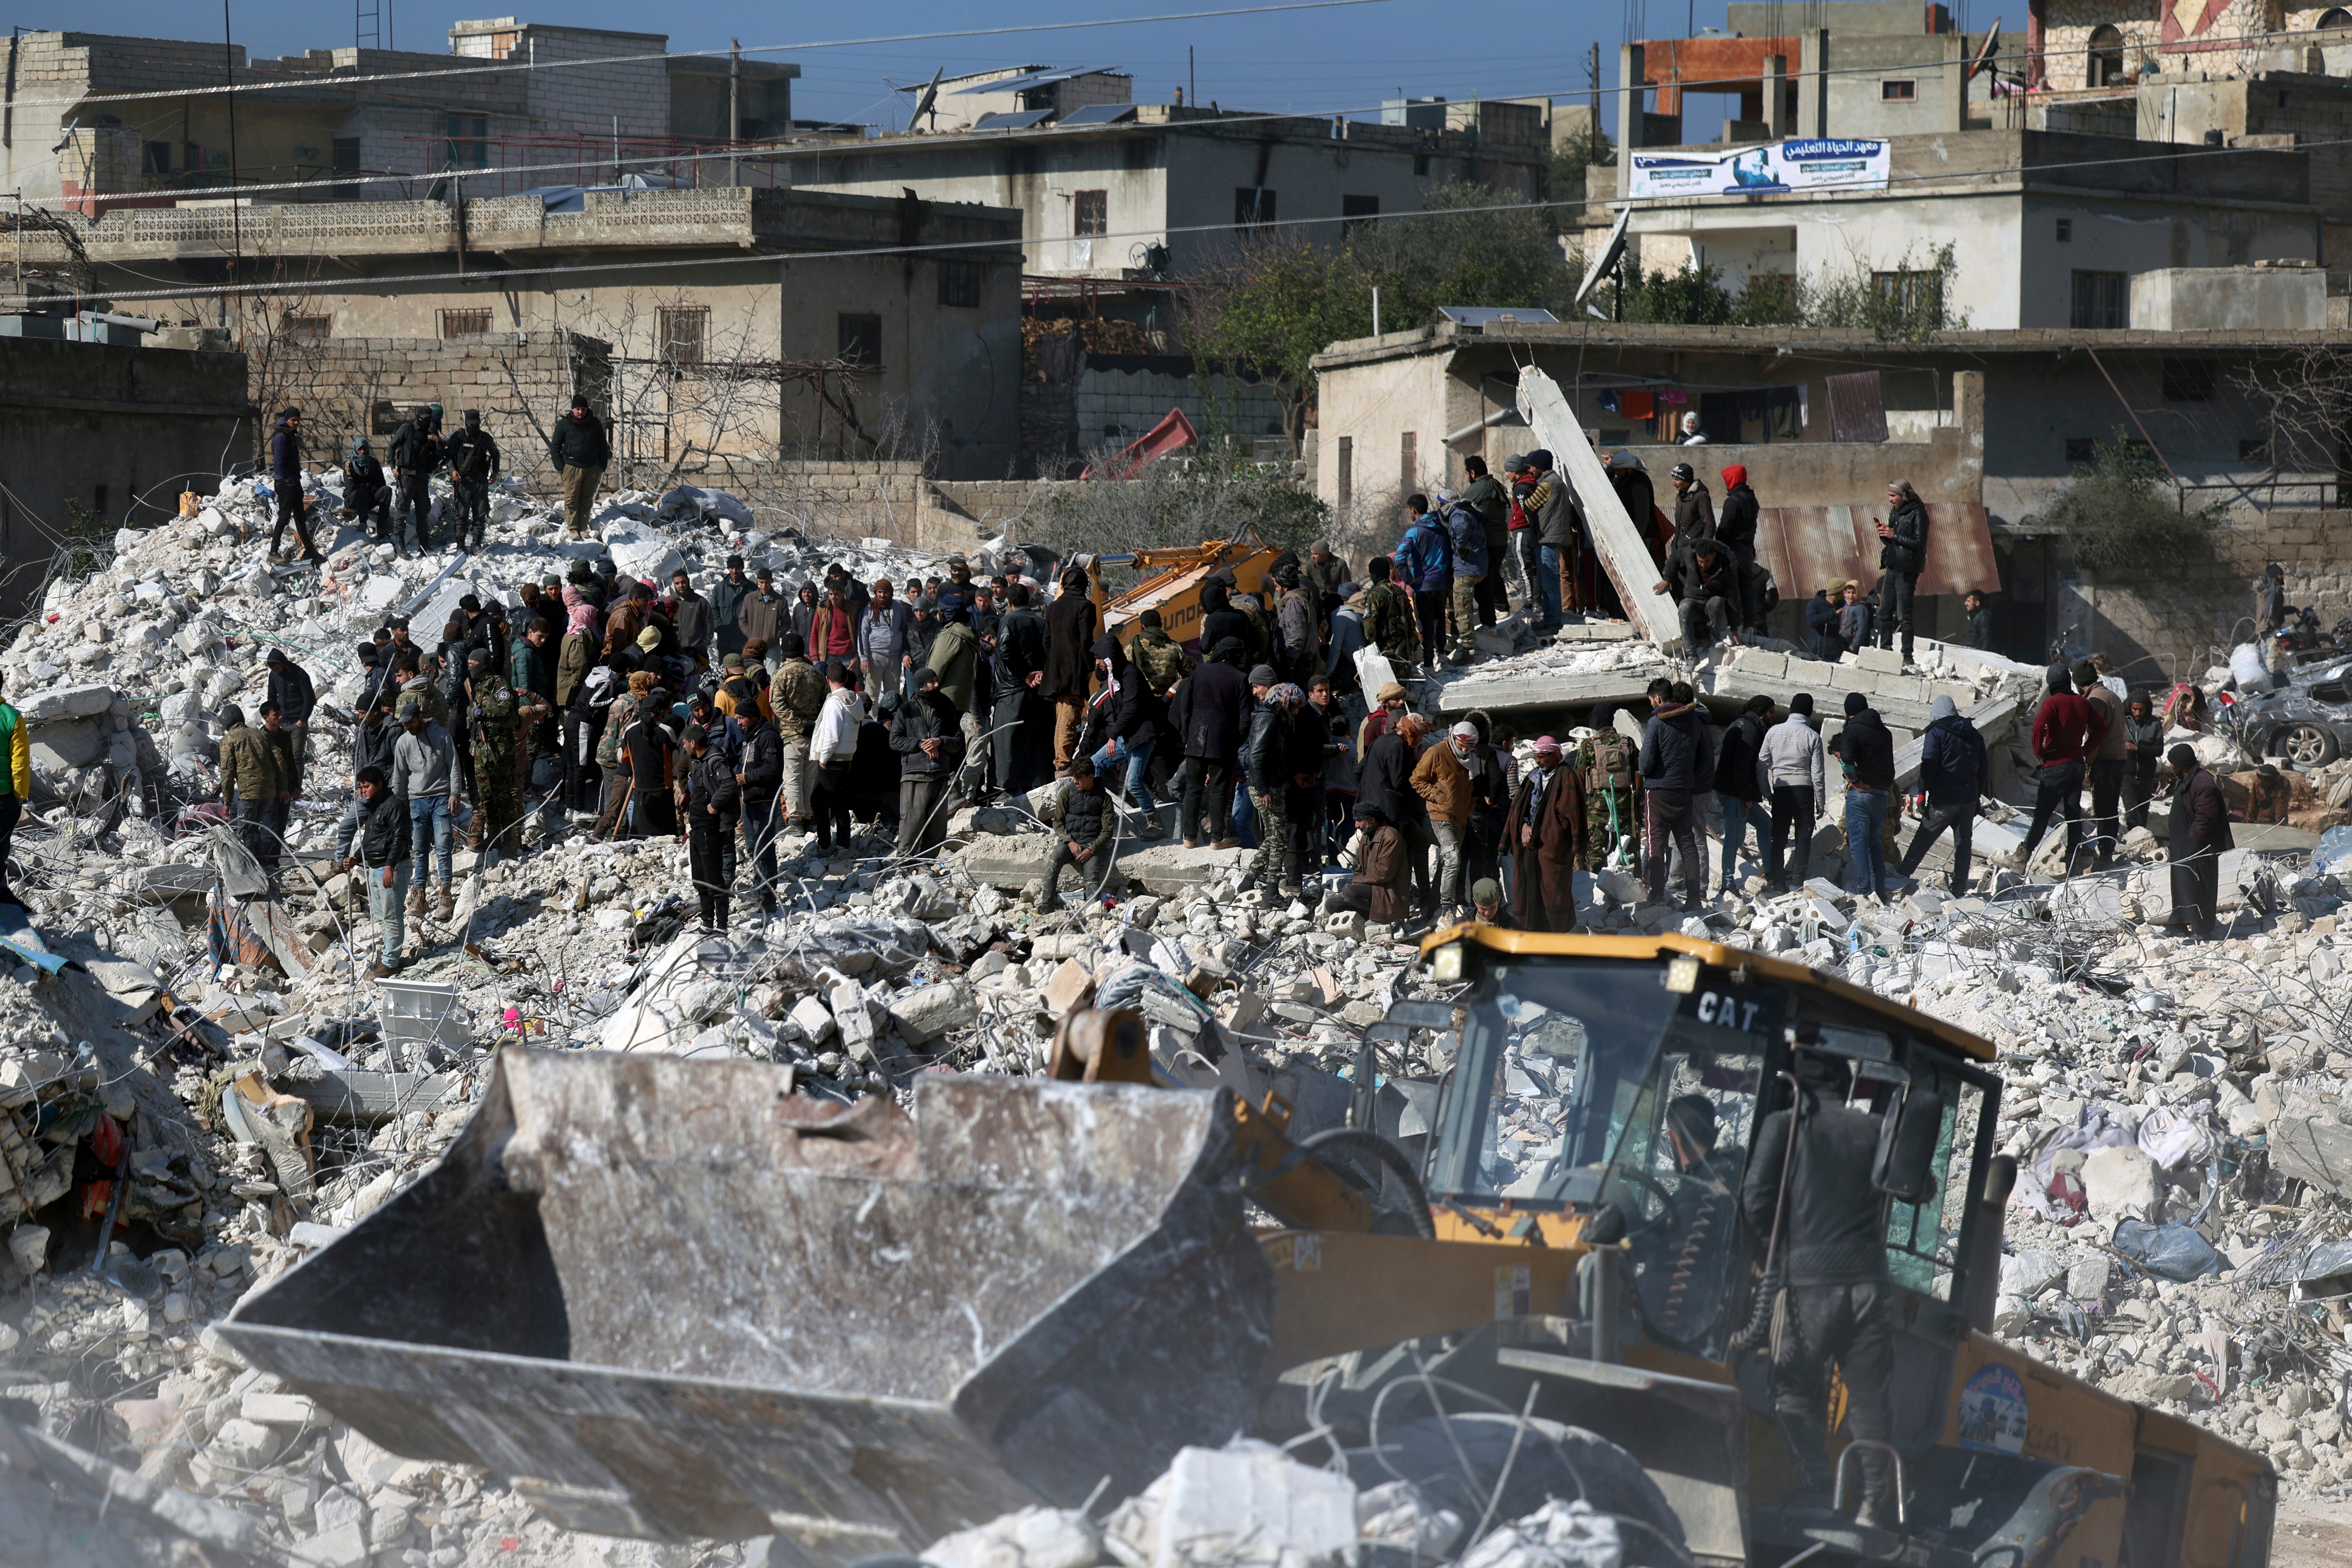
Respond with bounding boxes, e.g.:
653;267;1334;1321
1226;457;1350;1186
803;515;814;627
949;65;1121;95
1056;104;1138;126
972;109;1054;131
1436;306;1563;325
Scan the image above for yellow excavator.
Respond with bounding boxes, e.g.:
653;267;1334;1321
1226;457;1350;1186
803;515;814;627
221;928;2274;1568
1073;525;1284;652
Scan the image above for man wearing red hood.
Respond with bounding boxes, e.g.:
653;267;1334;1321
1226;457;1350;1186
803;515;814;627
1717;463;1759;566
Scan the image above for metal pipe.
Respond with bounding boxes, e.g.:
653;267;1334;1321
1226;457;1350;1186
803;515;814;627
1443;404;1526;445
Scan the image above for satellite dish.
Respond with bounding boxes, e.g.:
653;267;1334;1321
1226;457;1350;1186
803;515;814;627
909;67;944;131
1968;21;2003;80
1574;207;1631;309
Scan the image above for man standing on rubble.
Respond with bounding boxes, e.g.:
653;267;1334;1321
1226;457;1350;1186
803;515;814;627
770;632;829;835
892;666;966;858
263;649;315;798
467;649;546;861
1741;1052;1898;1526
443;410;501;552
345;766;411;979
219;704;284;869
2078;661;2127;868
1837;690;1898;901
1897;695;1987;897
670;568;715;675
1038;756;1114;914
739;568;786;672
2018;662;2103;874
1504;735;1583;932
1361;711;1434;921
738;688;784;911
1668;463;1715;547
1356;558;1420;673
550;394;610;543
1172;636;1249;849
708;557;753;665
1457;456;1510;628
1575;706;1642;874
2167;743;2233;941
1525;450;1584;627
1759;693;1825;894
387;405;439;555
1873;481;1929;668
682;728;740;933
1044;568;1099;777
268;408;319;564
342;438;392;544
393;693;461;921
1638;680;1712;912
990;582;1053;799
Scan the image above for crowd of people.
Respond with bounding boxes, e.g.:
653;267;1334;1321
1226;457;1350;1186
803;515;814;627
241;409;2256;975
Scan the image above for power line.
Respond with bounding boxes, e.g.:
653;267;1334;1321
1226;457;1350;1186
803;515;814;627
6;0;1388;113
20;122;2348;312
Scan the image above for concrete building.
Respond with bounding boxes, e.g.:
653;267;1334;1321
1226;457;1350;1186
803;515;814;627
0;335;249;615
1309;315;2347;671
10;187;1026;482
8;21;799;212
786;71;1549;279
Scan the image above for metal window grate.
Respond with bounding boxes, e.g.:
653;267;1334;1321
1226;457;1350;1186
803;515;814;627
1074;189;1108;236
439;309;494;338
658;306;709;366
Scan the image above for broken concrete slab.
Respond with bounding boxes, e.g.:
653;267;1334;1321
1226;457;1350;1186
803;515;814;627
1517;368;1683;652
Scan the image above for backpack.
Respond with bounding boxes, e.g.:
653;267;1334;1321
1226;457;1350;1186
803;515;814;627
1445;504;1489;574
1583;733;1635;792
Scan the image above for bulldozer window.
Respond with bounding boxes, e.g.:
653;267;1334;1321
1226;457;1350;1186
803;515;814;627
1596;1038;1767;1357
1425;959;1682;1207
1878;1056;1989;1300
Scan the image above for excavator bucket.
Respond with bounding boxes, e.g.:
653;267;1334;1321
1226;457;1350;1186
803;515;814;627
220;1049;1275;1560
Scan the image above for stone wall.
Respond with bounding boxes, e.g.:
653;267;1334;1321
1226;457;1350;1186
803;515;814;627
2071;509;2351;688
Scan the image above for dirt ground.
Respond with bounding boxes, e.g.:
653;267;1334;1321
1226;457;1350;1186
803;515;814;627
2275;1499;2352;1568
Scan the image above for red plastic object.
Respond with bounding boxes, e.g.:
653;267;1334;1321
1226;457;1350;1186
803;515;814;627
1083;407;1198;478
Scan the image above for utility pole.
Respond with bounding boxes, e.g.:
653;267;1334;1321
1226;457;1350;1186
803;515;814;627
1189;47;1196;111
224;0;241;327
730;39;741;188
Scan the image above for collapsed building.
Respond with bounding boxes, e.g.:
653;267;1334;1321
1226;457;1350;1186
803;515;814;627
0;385;2348;1566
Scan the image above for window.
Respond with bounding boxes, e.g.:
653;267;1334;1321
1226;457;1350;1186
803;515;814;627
1873;269;1943;320
1881;79;1916;100
2056;218;2072;242
445;114;488;170
2243;437;2273;463
332;138;361;174
1342;193;1379;235
1400;430;1416;492
281;314;331;342
2161;356;2216;402
371;401;400;436
1412;152;1430;176
2070;269;2128;328
439;309;493;338
1234;186;1277;225
658;306;709;367
2065;437;2096;463
1337;436;1353;513
1073;189;1108;237
2323;6;2352;25
838;312;882;366
937;259;984;308
141;141;171;176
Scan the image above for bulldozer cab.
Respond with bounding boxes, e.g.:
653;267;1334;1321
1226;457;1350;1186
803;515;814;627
1416;934;1998;1365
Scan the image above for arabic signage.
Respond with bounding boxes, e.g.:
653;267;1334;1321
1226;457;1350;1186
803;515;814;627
1627;138;1891;200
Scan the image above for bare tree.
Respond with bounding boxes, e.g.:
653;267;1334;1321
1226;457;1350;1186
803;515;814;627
2233;344;2352;507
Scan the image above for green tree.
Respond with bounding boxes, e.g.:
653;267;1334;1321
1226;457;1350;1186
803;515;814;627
1807;242;1966;340
2036;432;2219;573
1352;179;1577;325
1180;233;1367;456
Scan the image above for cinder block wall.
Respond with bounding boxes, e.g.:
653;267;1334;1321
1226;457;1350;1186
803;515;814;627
2076;510;2352;690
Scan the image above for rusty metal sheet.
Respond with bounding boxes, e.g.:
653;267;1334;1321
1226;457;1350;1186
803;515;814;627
221;1051;1276;1557
1755;504;1998;603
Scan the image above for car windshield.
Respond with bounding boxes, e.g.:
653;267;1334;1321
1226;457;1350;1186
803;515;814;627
1427;959;1684;1206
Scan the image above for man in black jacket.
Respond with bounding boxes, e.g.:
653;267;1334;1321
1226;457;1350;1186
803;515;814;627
1740;1053;1897;1523
2168;744;2234;941
990;582;1051;799
1042;569;1098;777
1713;695;1773;892
342;766;411;979
1359;711;1433;915
1038;757;1113;913
1898;694;1988;895
890;666;966;858
1961;589;1992;651
1638;679;1713;910
444;409;501;551
1837;691;1898;900
1170;637;1249;849
1657;539;1743;650
682;728;740;932
549;394;611;541
1085;632;1165;838
738;699;784;913
342;439;392;542
1873;479;1930;665
265;649;317;797
387;406;438;556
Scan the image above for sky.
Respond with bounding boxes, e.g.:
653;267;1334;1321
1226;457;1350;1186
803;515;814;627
57;0;1749;132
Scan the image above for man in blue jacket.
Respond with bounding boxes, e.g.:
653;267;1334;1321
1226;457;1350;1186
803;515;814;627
1897;695;1987;895
1394;495;1452;675
1440;492;1490;666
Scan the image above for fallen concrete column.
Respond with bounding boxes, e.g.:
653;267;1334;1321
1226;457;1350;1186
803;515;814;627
1517;368;1684;653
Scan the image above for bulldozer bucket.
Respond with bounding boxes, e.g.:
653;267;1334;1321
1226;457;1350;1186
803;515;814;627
220;1049;1275;1559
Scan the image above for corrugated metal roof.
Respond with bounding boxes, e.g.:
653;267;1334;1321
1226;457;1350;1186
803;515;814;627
1753;503;1998;600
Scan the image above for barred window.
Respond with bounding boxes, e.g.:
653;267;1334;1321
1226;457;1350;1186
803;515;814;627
439;309;493;338
937;260;984;308
658;305;710;365
281;314;331;341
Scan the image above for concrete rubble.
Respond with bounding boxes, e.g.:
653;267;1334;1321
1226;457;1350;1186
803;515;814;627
0;468;2349;1561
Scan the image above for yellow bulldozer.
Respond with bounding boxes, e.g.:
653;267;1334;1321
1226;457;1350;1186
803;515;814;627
220;927;2274;1568
1072;525;1285;653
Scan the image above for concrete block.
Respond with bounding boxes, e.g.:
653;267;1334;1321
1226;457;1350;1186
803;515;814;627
1042;957;1096;1016
1731;649;1788;680
1854;645;1905;674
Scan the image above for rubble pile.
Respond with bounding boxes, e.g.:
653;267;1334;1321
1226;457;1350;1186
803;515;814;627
0;473;2350;1561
